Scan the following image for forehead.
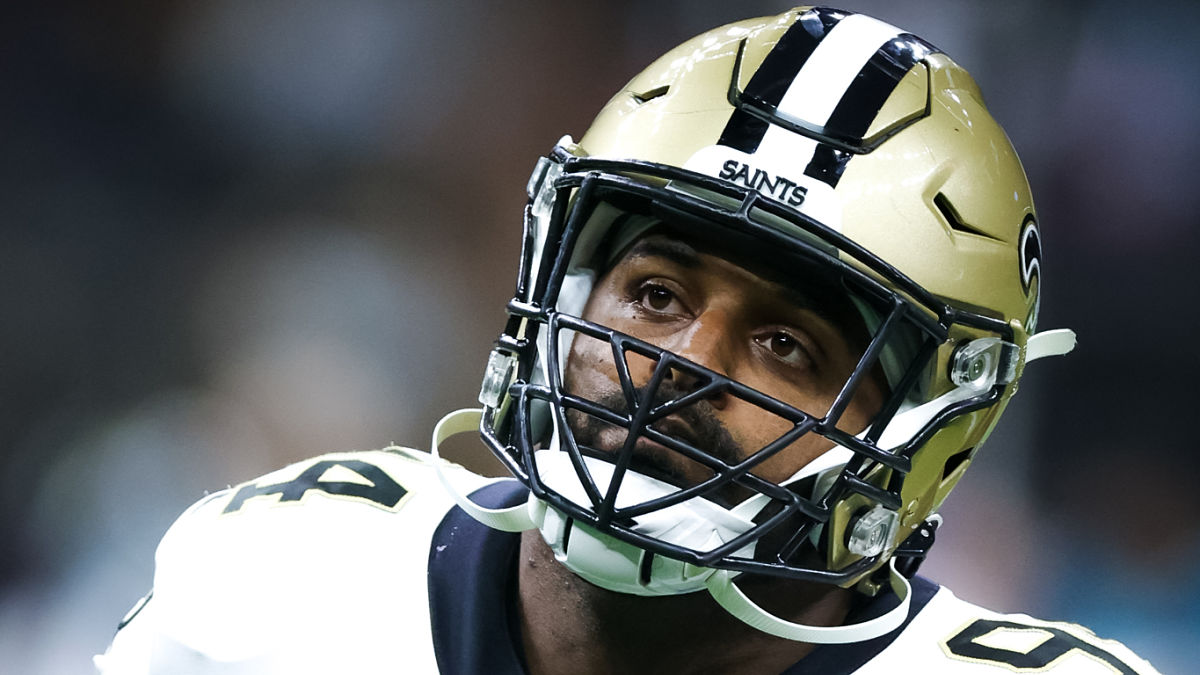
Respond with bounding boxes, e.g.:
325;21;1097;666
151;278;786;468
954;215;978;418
601;228;861;327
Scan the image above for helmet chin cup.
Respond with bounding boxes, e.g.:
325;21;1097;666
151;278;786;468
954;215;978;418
526;497;719;596
433;411;736;596
529;449;765;597
437;411;912;643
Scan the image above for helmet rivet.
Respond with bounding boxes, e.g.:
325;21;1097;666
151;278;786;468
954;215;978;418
968;357;986;379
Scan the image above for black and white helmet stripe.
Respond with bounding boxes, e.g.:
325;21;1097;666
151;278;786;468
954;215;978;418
718;8;938;188
718;7;847;153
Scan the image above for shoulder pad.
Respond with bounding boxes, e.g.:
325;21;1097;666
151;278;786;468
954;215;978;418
97;448;505;673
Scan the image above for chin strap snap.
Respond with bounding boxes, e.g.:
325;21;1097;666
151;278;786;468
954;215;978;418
431;408;535;532
705;558;911;644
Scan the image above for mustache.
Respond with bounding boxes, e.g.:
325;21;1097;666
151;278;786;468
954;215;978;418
567;380;743;468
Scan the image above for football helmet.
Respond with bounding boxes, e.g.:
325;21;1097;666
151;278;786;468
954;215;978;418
435;6;1074;643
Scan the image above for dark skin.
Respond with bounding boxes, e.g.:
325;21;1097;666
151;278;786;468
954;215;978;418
518;233;886;675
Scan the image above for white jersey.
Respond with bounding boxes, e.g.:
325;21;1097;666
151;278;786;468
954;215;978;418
96;448;1159;674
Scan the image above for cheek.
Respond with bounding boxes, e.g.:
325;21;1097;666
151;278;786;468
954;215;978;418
562;332;619;398
723;400;840;482
742;381;884;484
833;372;885;436
563;332;666;403
563;287;619;393
755;435;842;483
722;367;864;483
565;290;660;397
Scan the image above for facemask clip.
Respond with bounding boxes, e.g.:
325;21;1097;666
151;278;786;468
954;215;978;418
847;505;899;557
478;349;516;409
527;155;565;223
950;338;1020;392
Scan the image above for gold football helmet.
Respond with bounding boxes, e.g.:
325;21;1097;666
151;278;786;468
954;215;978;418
439;5;1075;643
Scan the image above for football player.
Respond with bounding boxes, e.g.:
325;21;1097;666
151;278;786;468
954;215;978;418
97;6;1160;674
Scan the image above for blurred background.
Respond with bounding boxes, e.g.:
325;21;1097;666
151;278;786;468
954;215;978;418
2;0;1197;671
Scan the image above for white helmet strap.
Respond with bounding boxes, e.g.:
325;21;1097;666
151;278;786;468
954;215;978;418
431;408;534;532
1025;328;1076;362
706;559;911;643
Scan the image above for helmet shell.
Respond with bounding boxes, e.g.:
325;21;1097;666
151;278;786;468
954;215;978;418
579;8;1038;330
572;7;1041;579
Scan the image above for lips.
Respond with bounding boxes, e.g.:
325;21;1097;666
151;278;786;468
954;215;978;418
565;385;748;506
577;422;760;511
647;415;703;453
583;427;698;483
625;450;694;490
622;419;733;486
575;418;708;490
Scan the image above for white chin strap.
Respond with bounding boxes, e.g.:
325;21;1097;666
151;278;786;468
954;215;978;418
527;448;765;597
431;408;912;644
706;560;910;643
431;408;536;533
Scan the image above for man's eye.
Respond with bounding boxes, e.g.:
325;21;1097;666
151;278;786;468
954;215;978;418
755;331;812;368
639;284;677;312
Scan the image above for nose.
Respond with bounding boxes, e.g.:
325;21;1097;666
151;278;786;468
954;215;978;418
660;309;735;408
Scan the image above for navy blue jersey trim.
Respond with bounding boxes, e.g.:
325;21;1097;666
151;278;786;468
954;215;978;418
428;480;529;675
780;575;941;674
717;7;846;153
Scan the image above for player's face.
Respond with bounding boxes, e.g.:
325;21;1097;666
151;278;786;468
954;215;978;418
562;231;884;505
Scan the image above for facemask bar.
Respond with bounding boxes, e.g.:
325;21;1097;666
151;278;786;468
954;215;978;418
531;312;920;575
545;313;825;519
481;150;1019;582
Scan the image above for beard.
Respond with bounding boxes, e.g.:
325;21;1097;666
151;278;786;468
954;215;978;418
558;377;832;569
563;379;749;503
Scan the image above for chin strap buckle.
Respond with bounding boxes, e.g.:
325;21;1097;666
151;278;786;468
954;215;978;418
892;514;941;579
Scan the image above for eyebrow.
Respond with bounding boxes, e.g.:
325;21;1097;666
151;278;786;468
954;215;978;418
622;238;704;270
620;237;836;322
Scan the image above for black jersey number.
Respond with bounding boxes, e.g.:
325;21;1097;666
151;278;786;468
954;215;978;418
944;619;1136;674
222;459;409;514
